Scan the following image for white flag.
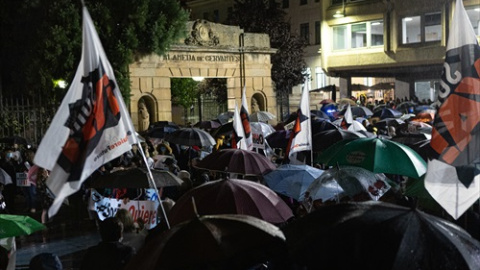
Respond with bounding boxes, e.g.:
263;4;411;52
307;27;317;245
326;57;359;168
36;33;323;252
286;81;312;160
233;101;247;150
34;6;138;217
240;85;253;150
425;0;480;219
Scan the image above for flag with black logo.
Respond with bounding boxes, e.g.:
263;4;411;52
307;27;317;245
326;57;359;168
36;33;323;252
425;0;480;219
34;6;138;217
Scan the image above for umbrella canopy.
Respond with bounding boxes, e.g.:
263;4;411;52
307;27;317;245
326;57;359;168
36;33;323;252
164;127;216;147
217;111;234;124
167;179;294;226
0;214;46;238
310;110;331;120
372;107;403;119
281;201;480;270
195;148;276;176
211;122;233;138
263;164;324;201
124;214;287;270
318;137;427;179
336;98;357;107
141;125;178;139
88;167;183;189
337;106;373;118
0;168;13;185
319;99;335;105
250;122;276;138
311;118;337;134
194;120;222;130
249;111;276;122
373;118;405;129
312;128;366;153
306;166;391;201
265;130;290;149
0;136;29;145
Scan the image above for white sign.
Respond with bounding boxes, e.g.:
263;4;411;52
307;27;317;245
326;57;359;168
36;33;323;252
90;190;160;229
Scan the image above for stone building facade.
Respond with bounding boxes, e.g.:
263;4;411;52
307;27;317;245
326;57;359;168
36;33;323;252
128;20;277;130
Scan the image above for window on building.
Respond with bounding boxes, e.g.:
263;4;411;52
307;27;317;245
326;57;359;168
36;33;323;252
315;67;327;89
402;16;421;44
300;0;307;5
333;20;383;50
351;23;367;48
371;21;384;46
425;12;441;41
315;0;320;2
203;12;209;20
213;10;219;22
315;21;321;44
333;25;348;50
300;23;310;44
402;12;442;44
282;0;289;9
466;5;480;36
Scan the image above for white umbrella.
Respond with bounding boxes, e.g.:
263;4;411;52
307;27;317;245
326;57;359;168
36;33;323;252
0;168;12;185
250;111;276;122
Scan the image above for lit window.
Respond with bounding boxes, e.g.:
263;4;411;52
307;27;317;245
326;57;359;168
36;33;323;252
425;12;442;41
333;20;383;50
333;25;348;50
402;16;421;44
371;21;384;46
351;23;367;48
315;67;327;88
465;5;480;36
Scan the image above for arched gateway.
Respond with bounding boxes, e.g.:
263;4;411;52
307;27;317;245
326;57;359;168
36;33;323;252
129;20;277;130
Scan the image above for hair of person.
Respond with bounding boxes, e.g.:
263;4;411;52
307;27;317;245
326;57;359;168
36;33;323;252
99;217;124;242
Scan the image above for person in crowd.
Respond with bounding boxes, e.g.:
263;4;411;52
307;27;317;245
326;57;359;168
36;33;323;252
115;209;146;252
0;149;19;214
80;217;135;270
177;170;193;196
156;141;173;156
24;149;37;213
29;252;63;270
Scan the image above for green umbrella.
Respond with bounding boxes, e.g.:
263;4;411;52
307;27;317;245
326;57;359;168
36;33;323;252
318;137;427;179
0;214;46;238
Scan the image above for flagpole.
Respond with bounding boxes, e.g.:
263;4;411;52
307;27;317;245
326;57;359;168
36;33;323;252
136;142;171;229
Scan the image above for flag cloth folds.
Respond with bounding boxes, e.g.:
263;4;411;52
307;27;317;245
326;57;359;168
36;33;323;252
232;101;247;150
240;85;253;150
340;104;354;130
285;82;312;161
425;0;480;219
34;7;138;217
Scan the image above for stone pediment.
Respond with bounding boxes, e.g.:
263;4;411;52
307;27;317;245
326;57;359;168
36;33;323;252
180;20;271;50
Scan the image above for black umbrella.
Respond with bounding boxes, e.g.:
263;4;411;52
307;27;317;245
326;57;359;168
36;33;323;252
282;201;480;270
312;128;366;153
88;167;182;189
337;106;373;118
142;125;178;139
164;127;216;147
124;214;287;270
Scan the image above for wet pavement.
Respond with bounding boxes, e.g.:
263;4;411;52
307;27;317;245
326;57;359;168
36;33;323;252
9;194;100;269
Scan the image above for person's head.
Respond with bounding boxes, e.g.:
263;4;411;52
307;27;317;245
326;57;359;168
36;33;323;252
29;253;63;270
177;170;190;182
115;209;135;233
99;217;124;242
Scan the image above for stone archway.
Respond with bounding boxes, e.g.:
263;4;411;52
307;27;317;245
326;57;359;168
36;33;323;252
129;20;277;129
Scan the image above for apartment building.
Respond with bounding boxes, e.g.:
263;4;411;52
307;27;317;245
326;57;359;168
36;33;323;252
186;0;480;104
322;0;480;102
